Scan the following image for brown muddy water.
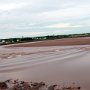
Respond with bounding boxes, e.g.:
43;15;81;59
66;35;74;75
0;45;90;90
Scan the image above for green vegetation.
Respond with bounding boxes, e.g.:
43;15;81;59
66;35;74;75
0;33;90;45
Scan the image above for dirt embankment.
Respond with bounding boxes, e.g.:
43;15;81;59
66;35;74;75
0;79;81;90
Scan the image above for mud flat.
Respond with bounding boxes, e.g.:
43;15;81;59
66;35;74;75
0;37;90;90
5;37;90;47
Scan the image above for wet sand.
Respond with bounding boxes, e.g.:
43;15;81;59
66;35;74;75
0;37;90;90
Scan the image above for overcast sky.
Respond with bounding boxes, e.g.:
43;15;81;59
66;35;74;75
0;0;90;39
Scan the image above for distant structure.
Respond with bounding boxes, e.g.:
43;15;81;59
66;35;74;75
0;33;90;45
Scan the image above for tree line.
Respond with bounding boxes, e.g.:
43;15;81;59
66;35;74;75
0;33;90;45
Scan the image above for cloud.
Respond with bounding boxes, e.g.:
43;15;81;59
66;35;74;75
0;0;90;38
0;3;27;12
16;31;47;37
0;31;48;39
47;23;82;28
38;4;90;22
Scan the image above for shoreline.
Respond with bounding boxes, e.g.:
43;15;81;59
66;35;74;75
4;37;90;48
0;38;90;90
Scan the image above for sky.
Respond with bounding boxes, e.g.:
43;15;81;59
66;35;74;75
0;0;90;39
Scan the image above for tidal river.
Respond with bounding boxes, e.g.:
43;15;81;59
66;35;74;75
0;45;90;90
